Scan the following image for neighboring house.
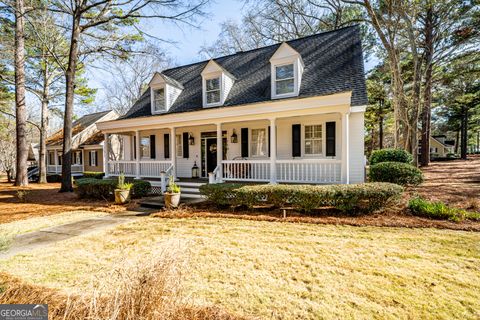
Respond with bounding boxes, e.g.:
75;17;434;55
419;135;456;158
97;26;367;187
46;110;118;176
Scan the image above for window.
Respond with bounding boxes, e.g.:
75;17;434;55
176;134;182;157
90;151;97;166
304;125;322;155
153;88;165;112
49;152;55;165
275;64;294;95
75;151;82;165
206;77;221;104
140;136;150;158
58;152;63;165
251;128;267;157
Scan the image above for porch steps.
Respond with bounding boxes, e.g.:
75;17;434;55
176;181;205;199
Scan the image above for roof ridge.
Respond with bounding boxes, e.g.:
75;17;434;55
161;25;359;73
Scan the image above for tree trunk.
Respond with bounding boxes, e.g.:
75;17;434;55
420;5;434;167
455;130;460;154
14;0;28;186
38;57;49;184
6;169;12;183
60;13;81;192
378;99;384;149
460;105;468;160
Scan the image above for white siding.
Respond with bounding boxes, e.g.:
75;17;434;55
222;73;234;103
348;112;365;183
167;85;182;110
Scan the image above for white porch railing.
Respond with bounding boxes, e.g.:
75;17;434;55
222;160;271;182
47;164;83;174
276;159;342;183
107;161;136;177
140;161;172;177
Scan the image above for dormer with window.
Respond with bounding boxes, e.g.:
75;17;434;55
201;60;235;108
149;72;184;114
270;42;304;99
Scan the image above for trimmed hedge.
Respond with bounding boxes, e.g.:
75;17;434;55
83;171;105;179
199;182;403;214
369;148;413;165
408;197;480;222
369;162;423;186
75;178;152;200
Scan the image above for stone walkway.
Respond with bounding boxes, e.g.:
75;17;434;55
0;210;153;259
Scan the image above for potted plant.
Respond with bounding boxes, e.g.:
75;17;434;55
114;174;133;204
164;176;181;208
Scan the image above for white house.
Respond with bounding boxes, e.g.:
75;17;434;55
97;26;368;189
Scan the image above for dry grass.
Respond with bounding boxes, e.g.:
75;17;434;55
2;217;479;319
0;179;137;224
0;244;244;320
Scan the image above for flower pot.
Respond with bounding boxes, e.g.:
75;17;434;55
164;192;181;209
114;189;131;204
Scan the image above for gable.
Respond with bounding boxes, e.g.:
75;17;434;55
121;25;367;120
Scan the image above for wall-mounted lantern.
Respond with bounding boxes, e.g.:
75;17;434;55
192;161;199;178
231;129;238;143
188;133;195;145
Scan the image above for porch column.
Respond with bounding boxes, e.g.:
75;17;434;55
135;130;141;179
54;149;58;174
216;123;223;182
170;127;177;180
269;118;277;184
341;112;350;184
103;133;109;178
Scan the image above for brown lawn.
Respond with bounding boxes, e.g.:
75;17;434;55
0;179;134;224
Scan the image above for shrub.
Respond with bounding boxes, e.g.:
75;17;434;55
369;148;413;165
46;174;61;183
369;162;423;186
200;182;403;214
75;178;116;200
409;197;480;222
83;171;105;179
131;180;152;198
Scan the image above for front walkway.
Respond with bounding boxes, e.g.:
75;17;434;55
0;210;152;258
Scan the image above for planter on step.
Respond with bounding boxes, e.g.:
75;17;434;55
164;192;181;208
114;189;131;204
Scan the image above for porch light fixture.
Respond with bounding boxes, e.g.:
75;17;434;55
188;133;195;145
192;161;199;178
231;129;238;143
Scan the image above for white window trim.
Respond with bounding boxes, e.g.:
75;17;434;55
303;124;323;156
74;151;82;165
203;72;223;108
274;63;295;97
90;151;97;166
140;136;151;159
150;85;168;114
270;56;303;100
249;127;269;158
176;134;183;157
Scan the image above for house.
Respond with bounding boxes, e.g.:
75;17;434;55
46;110;118;176
96;26;367;189
419;135;456;159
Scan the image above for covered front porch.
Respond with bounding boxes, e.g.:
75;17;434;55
102;113;355;186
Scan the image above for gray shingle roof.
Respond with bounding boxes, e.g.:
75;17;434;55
122;25;367;120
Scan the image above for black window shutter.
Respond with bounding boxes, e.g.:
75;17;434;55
241;128;248;157
182;132;189;158
292;124;301;157
79;151;83;164
95;151;98;166
326;122;336;157
150;135;156;159
164;134;170;159
268;126;271;157
133;137;136;160
89;152;92;166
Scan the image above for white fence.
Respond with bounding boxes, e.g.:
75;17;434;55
47;165;83;174
222;160;271;182
140;161;172;178
107;161;136;176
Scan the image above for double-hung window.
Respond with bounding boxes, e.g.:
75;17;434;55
140;137;151;158
74;151;82;165
304;125;322;155
153;88;165;112
206;77;221;104
250;128;267;157
90;151;97;166
275;64;295;95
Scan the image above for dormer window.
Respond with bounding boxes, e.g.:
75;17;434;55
270;42;304;99
275;64;295;95
153;88;165;112
206;77;221;104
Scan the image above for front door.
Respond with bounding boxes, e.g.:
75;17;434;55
206;138;217;175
